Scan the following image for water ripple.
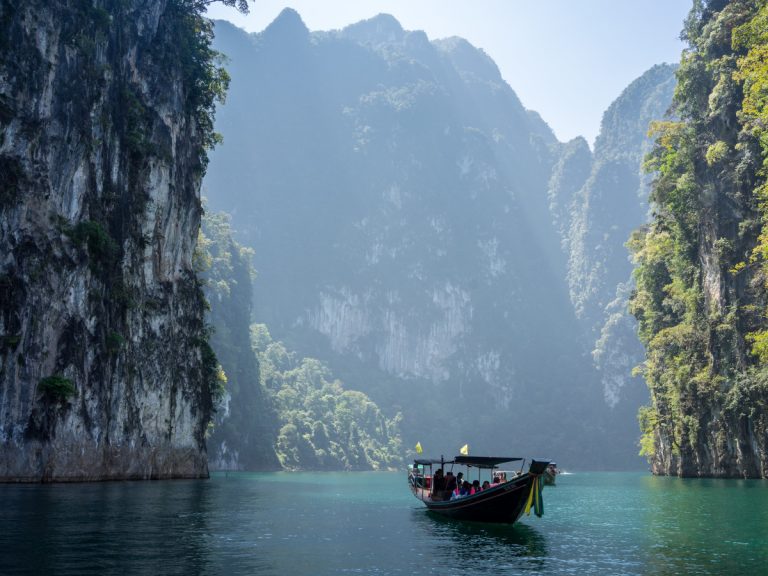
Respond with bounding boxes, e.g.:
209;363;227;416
0;472;765;575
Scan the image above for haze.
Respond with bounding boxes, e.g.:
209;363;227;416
205;0;691;145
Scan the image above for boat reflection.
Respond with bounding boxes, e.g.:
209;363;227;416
413;509;548;571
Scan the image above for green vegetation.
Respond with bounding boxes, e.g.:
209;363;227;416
252;324;403;471
65;220;119;274
630;0;768;475
735;2;768;333
197;333;227;407
198;209;279;468
198;209;401;470
1;334;20;350
120;88;152;162
0;156;24;209
161;1;250;172
38;376;76;401
105;331;124;354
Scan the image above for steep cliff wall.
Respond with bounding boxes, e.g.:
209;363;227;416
549;65;676;408
198;211;280;471
0;0;222;480
631;0;768;478
205;12;623;467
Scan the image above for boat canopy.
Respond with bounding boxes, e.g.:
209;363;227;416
413;458;454;466
453;456;522;468
413;456;525;468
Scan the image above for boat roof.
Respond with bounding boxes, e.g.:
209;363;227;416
414;456;522;468
453;456;522;468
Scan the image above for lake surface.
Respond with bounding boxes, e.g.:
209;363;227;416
1;471;766;575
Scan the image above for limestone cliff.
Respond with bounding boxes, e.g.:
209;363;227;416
631;0;768;478
0;0;222;480
205;13;611;465
549;65;676;408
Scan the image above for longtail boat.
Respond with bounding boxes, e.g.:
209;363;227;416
407;455;549;524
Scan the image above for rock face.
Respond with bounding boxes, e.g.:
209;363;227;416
204;12;674;467
0;1;215;480
630;1;768;478
549;64;676;417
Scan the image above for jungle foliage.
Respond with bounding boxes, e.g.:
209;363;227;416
199;210;402;471
160;1;250;172
630;0;768;476
251;324;403;471
198;209;280;469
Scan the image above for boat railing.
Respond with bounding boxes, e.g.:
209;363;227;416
409;471;431;490
496;469;523;480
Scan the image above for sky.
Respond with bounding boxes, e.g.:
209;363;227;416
206;1;692;146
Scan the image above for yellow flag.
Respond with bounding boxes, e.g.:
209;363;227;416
415;442;423;454
460;444;469;455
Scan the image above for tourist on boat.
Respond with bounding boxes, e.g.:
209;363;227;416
472;480;481;494
459;481;472;496
431;469;446;500
444;472;457;500
481;480;491;491
451;472;462;497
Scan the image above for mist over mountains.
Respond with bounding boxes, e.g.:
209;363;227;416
203;9;675;469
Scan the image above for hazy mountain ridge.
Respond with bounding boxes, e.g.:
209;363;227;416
549;64;677;407
204;10;676;468
200;210;400;471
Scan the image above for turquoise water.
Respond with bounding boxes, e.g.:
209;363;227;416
1;471;766;575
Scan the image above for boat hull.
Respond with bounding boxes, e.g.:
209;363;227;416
412;473;535;524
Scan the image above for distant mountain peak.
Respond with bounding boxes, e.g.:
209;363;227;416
262;7;309;41
367;13;404;32
433;36;502;83
593;63;677;158
341;13;405;44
